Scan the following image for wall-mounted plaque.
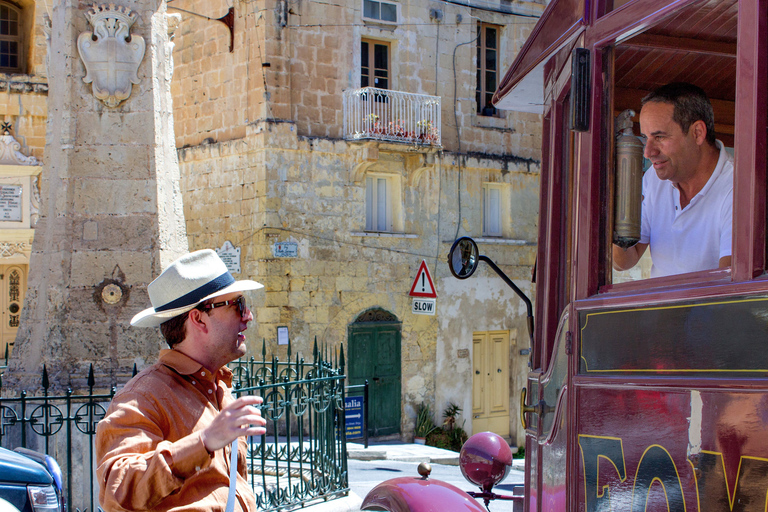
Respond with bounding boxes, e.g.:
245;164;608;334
0;185;22;221
273;241;298;258
216;241;241;274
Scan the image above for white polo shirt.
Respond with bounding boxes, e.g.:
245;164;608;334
639;141;733;278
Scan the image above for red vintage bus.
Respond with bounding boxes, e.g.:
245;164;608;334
364;0;768;511
491;0;768;510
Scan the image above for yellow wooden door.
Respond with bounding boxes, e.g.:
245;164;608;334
472;330;510;437
0;265;25;355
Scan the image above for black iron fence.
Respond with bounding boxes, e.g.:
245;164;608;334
0;339;350;512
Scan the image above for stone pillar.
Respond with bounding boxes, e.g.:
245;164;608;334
6;0;187;390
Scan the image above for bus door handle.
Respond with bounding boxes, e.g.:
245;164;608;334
520;388;553;429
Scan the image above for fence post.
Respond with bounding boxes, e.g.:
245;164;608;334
363;379;369;449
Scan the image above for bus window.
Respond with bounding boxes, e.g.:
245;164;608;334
607;6;737;286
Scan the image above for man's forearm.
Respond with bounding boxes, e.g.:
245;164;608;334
612;242;648;271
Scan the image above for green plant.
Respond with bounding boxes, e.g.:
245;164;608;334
415;403;439;438
425;402;468;452
425;429;451;450
513;446;525;459
442;402;462;430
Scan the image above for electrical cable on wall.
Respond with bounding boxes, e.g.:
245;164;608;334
451;31;479;242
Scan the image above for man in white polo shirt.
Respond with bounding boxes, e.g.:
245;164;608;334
613;82;733;278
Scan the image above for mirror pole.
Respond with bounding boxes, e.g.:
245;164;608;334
478;255;535;350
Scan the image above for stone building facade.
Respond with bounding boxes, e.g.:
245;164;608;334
0;0;47;357
170;0;544;446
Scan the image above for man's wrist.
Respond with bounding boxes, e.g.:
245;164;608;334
199;431;215;456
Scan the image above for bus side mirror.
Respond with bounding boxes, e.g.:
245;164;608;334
448;237;480;279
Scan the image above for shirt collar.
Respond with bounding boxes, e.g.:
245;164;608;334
159;349;234;385
666;140;730;206
694;140;729;200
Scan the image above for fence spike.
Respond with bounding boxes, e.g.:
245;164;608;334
313;337;318;363
42;364;49;390
132;363;138;377
287;335;292;359
88;363;96;388
261;338;266;360
339;344;345;374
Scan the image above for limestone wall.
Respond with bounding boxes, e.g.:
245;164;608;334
170;0;544;157
169;0;545;445
1;0;49;160
178;120;540;445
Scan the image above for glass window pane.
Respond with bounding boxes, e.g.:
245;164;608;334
0;20;8;35
381;3;396;22
486;27;497;49
361;42;369;67
374;44;388;70
486;70;496;91
485;49;496;72
364;0;379;19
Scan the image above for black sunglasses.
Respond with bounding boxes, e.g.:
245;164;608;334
201;295;247;316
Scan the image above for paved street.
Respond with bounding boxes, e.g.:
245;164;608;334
345;440;525;511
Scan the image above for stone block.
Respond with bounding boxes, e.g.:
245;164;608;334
69;250;156;287
70;145;151;179
288;291;310;308
265;291;288;307
74;179;156;216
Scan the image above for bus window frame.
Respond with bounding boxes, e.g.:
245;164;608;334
535;52;579;372
579;0;768;298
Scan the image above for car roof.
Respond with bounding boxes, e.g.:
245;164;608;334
0;447;53;485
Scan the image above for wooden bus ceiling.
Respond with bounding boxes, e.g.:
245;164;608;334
613;0;737;142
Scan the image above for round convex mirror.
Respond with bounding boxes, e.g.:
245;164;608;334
448;237;479;279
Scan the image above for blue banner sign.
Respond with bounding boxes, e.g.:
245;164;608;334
345;395;364;439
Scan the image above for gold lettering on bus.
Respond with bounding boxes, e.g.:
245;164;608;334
579;436;768;512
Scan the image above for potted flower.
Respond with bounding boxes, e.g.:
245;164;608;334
414;403;438;444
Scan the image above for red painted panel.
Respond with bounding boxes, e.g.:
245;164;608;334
576;386;768;511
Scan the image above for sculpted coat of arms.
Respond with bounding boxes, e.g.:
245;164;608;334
77;3;145;107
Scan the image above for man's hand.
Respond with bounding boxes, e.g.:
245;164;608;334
200;396;267;452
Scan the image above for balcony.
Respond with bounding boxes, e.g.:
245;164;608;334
343;87;441;147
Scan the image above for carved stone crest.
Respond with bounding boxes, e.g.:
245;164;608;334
77;3;146;107
0;122;39;166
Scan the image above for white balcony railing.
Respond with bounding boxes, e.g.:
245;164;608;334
343;87;441;146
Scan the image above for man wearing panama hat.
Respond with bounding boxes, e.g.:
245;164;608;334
95;250;267;511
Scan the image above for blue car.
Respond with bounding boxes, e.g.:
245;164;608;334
0;447;63;512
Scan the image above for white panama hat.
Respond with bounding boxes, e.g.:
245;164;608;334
130;249;264;328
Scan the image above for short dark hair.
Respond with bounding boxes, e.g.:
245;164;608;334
159;311;190;348
641;82;716;147
159;302;209;348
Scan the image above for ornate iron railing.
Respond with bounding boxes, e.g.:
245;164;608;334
343;87;441;146
0;339;349;512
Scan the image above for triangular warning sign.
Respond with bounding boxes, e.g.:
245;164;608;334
409;260;437;298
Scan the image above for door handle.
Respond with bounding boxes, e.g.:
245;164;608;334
520;388;553;429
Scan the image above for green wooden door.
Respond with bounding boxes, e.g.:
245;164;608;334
348;322;401;436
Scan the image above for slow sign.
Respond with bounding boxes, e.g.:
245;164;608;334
412;298;436;315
